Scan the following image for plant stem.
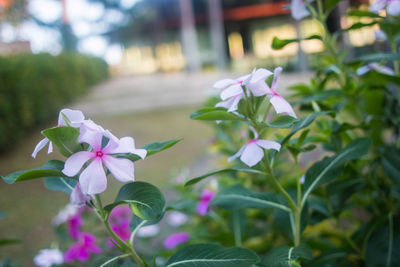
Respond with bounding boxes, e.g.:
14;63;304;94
386;212;393;267
233;210;242;247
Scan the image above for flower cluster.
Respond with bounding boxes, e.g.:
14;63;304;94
107;205;132;247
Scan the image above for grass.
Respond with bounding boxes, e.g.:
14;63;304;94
0;106;213;265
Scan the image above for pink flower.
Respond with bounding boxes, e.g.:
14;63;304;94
34;249;64;267
370;0;400;15
228;127;281;167
70;183;90;207
107;206;132;247
167;211;188;227
32;109;84;158
163;232;190;249
67;212;83;240
108;205;132;224
64;232;101;263
357;63;394;76
291;0;310;20
62;129;145;195
196;189;216;215
214;69;273;112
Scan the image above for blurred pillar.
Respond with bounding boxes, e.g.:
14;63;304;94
207;0;227;70
179;0;201;72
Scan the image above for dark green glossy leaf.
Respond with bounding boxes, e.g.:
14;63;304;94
42;126;81;157
295;90;344;104
342;21;378;32
165;243;259;267
262;244;313;267
185;168;263;187
190;107;246;121
211;184;290;212
272;35;321;50
265;116;299;129
104;182;165;221
2;160;66;184
44;177;78;194
302;138;371;206
381;147;400;187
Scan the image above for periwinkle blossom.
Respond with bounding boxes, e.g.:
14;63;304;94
291;0;310;20
228;127;281;167
32;109;84;158
196;189;216;215
163;232;190;249
52;204;79;226
64;232;101;263
356;63;394;76
370;0;400;16
67;212;83;240
62;129;146;195
167;211;188;227
107;205;132;247
34;249;64;267
214;68;273;112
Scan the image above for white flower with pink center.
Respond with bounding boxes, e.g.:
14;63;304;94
32;109;84;158
228;127;281;167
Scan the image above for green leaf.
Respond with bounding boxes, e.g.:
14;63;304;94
0;239;21;246
350;53;400;63
381;147;400;188
211;184;291;212
290;112;331;134
190;107;246;121
44;177;78;194
295;90;344;104
272;35;321;50
265;116;299;129
42;126;82;157
347;10;383;18
165;243;259;267
301;138;371;206
185;168;263;187
325;0;342;13
104;182;165;221
342;21;378;32
262;244;313;267
2;160;67;184
144;139;182;156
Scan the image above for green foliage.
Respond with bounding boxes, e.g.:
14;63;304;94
185;168;263;186
190;107;246;121
0;52;108;152
42;126;82;157
262;244;313;267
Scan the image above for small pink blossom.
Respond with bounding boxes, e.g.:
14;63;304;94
137;225;160;238
291;0;310;20
32;109;84;158
196;189;216;215
64;232;101;263
357;63;394;76
107;206;132;247
228;127;281;167
34;248;64;267
70;183;90;207
370;0;400;15
163;232;190;249
67;212;83;240
167;211;188;227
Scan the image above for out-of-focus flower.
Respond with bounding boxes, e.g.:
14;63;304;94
374;30;387;41
67;212;83;240
167;211;188;227
107;205;133;247
291;0;310;20
107;220;131;247
214;69;272;112
52;205;79;226
357;63;394;76
370;0;400;15
300;175;305;184
62;130;145;195
163;232;190;249
70;183;89;207
228;127;281;167
34;248;64;267
32;109;84;158
196;189;216;215
137;224;160;238
64;232;101;263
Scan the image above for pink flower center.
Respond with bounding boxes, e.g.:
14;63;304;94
96;151;104;158
248;139;258;144
237;80;243;84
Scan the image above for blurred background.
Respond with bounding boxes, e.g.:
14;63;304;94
0;0;378;265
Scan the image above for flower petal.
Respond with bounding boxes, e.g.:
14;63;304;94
107;136;147;159
291;0;310;20
163;232;190;249
356;65;371;76
249;68;273;83
63;151;94;177
79;158;107;195
220;84;242;100
70;183;88;207
228;94;242;112
213;78;237;89
58;109;85;127
48;141;53;154
271;67;283;92
228;144;246;162
79;129;103;151
247;80;271;96
240;143;264;167
102;155;134;182
388;1;400;15
370;0;386;13
256;139;281;151
270;95;297;118
32;138;49;158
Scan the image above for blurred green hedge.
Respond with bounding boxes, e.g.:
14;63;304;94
0;52;109;152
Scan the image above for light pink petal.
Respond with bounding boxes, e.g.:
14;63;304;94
79;130;103;151
213;79;236;89
370;63;395;76
356;65;370;76
370;0;386;13
48;141;53;154
163;233;190;249
228;145;246;162
32;138;49;158
63;151;95;177
249;68;273;83
79;158;107;195
247;80;271;97
240;142;264;167
256;139;281;151
227;94;242;112
104;129;119;143
70;183;89;206
107;137;147;159
196;199;210;215
102;136;120;154
220;84;243;100
270;95;297;118
271;67;283;92
78;120;105;148
237;73;251;83
374;30;387;41
58;109;85;127
291;0;310;20
102;155;134;182
215;98;232;109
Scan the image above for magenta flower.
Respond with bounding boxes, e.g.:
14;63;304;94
34;249;64;267
32;109;84;158
196;189;216;215
163;232;190;249
370;0;400;15
62;129;144;195
64;232;101;263
67;212;83;240
291;0;310;20
214;69;273;112
357;63;394;76
107;206;132;247
229;127;281;167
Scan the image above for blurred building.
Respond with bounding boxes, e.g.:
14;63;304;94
0;41;31;55
112;0;377;75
